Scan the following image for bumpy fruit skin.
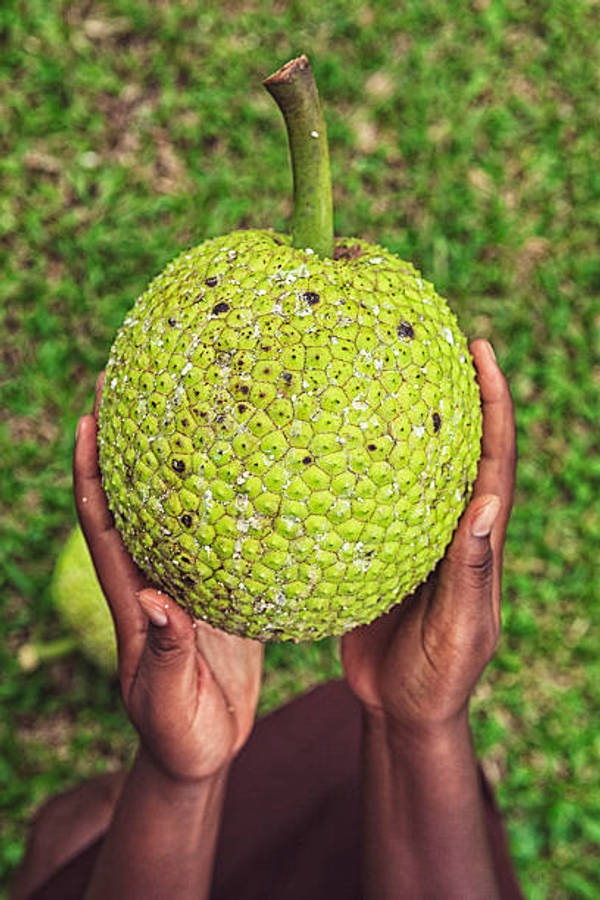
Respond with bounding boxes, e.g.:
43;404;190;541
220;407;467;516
98;230;482;641
52;526;117;673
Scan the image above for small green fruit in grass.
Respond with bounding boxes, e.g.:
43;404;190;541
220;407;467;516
97;56;482;642
19;526;117;674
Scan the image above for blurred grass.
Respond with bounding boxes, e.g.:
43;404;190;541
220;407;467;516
1;0;599;896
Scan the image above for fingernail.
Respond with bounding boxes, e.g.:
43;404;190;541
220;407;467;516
137;592;168;627
485;340;497;363
471;496;501;537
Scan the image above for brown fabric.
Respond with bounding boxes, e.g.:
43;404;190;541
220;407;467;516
29;680;522;900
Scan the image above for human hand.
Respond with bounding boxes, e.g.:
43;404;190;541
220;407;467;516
74;374;263;783
341;339;516;736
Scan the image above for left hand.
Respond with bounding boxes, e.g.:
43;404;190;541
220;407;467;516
341;339;516;734
74;373;264;784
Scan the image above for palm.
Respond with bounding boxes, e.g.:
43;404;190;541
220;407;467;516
124;620;262;781
341;575;451;724
341;562;494;727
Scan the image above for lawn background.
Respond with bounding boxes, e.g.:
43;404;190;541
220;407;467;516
1;1;599;897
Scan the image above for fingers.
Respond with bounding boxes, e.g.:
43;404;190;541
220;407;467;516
469;340;517;618
427;341;515;644
74;414;147;674
133;589;201;727
74;415;114;535
470;339;516;535
434;493;501;650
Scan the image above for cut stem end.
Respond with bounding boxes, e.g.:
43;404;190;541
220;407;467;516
264;56;334;258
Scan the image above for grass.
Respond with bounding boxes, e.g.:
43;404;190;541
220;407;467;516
1;0;599;896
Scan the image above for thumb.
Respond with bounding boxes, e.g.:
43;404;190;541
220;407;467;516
436;494;501;630
134;589;198;711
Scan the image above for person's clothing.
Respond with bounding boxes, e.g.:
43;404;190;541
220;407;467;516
29;679;523;899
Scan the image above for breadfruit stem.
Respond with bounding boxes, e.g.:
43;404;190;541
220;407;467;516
264;55;334;258
18;636;77;672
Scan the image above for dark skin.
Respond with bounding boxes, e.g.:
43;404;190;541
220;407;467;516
13;338;517;899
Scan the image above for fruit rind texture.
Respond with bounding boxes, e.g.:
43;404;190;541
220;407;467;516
98;229;482;642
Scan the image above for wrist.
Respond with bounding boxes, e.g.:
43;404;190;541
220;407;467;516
359;706;500;900
134;744;230;798
362;705;472;759
84;746;230;900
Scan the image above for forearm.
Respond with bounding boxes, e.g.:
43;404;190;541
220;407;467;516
360;710;501;900
85;746;228;900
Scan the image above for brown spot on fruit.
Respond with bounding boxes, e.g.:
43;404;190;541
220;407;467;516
205;276;218;287
397;321;415;340
432;412;441;432
367;443;376;451
302;455;312;464
212;301;230;315
303;291;320;305
181;514;192;527
333;243;364;260
168;317;176;326
172;459;185;473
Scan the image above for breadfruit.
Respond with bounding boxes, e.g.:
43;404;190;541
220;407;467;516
97;57;482;641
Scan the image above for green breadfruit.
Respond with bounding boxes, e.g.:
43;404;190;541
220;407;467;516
51;526;117;673
97;57;482;642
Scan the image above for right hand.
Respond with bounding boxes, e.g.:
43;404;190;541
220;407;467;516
341;340;516;735
74;374;264;783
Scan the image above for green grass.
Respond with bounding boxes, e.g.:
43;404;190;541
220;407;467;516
1;0;599;896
